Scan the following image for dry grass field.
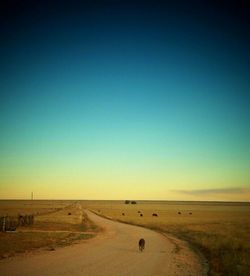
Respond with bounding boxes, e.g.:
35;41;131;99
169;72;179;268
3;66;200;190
81;200;250;276
0;200;98;258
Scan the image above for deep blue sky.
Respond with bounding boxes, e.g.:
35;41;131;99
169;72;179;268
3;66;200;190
0;0;250;200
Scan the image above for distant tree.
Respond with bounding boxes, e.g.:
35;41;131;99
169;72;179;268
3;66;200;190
125;200;130;204
131;201;137;204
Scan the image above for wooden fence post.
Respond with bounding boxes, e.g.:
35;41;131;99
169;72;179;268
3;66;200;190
2;216;6;232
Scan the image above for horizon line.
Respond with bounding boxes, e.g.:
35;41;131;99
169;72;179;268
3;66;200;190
0;198;249;203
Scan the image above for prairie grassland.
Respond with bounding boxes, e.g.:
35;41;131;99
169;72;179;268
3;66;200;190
0;200;97;258
81;200;250;276
0;200;72;216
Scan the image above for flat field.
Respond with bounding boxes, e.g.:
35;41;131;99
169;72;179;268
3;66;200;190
81;200;250;276
0;200;98;258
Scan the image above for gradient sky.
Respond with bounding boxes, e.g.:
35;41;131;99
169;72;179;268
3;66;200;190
0;0;250;200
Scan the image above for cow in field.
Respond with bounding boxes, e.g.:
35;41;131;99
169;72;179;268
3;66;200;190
152;213;158;217
138;238;145;252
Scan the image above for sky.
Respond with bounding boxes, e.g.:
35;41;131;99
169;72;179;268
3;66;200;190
0;0;250;201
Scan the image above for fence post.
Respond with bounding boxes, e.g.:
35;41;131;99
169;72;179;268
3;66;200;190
2;216;6;232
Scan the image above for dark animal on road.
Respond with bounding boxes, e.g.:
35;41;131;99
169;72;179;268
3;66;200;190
139;238;145;252
152;213;158;217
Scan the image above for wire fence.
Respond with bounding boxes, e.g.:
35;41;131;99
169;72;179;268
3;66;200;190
0;214;34;232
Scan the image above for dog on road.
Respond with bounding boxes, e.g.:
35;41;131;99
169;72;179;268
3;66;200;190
138;238;145;252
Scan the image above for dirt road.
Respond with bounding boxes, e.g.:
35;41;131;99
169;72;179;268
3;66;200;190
0;210;207;275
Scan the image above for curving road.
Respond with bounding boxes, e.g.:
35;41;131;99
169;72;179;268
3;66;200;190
0;210;206;276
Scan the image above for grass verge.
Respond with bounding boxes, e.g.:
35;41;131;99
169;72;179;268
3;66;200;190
0;231;94;259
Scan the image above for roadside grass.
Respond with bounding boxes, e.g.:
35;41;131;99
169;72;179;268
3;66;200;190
0;231;94;258
158;222;250;276
0;201;98;258
82;200;250;276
